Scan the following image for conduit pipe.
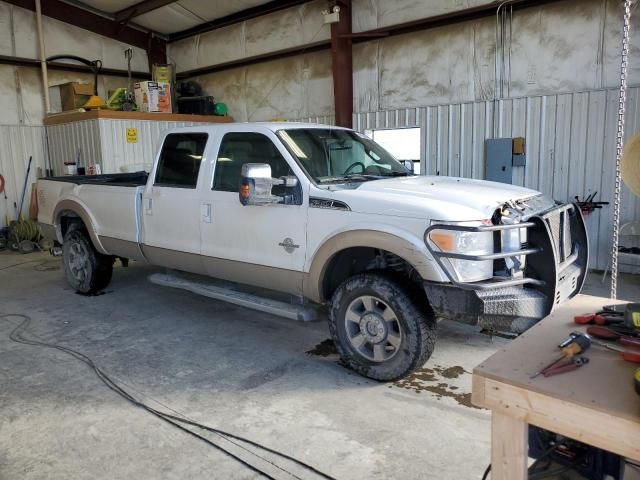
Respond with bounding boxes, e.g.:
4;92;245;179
35;0;50;114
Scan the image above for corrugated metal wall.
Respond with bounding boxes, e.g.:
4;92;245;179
0;125;47;226
353;86;640;270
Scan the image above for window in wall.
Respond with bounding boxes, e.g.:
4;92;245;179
213;132;294;194
371;128;421;174
155;133;208;187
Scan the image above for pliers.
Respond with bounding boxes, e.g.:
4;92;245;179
543;356;589;377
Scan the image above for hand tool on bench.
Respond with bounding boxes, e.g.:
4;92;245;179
531;333;591;379
584;328;640;363
574;313;624;326
543;356;589;377
586;326;640;348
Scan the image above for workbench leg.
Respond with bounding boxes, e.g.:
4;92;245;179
491;412;528;480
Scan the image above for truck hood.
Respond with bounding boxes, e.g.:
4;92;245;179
325;176;546;220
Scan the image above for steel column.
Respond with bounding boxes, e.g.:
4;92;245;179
330;0;353;128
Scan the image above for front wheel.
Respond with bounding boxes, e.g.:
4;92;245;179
329;273;436;381
63;227;113;294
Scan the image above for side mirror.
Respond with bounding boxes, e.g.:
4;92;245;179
401;160;415;174
240;163;279;206
239;164;299;205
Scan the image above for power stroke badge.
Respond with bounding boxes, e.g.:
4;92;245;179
279;238;300;253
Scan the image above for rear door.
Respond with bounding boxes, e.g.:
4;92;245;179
142;132;209;272
199;129;308;294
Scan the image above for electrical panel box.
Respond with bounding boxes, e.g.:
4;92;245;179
485;137;527;183
486;138;513;184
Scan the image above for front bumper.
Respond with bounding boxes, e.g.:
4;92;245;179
424;203;588;332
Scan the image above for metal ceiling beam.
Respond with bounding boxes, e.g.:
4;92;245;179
0;54;151;78
3;0;166;69
352;0;565;40
168;0;315;43
114;0;178;23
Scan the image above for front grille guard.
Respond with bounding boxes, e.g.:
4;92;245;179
425;203;586;292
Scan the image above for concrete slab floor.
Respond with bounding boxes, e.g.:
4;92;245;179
0;251;638;480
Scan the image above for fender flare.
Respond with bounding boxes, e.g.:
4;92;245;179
53;199;108;254
303;229;446;303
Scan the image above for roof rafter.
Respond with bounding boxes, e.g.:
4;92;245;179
3;0;166;69
168;0;315;43
114;0;178;23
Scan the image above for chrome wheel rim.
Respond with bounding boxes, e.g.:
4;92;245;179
344;295;402;362
67;241;90;283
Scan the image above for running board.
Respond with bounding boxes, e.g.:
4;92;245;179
148;272;319;322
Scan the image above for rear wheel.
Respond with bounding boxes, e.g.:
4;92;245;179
63;227;113;294
329;273;436;381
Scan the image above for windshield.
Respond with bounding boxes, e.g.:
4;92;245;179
277;128;411;184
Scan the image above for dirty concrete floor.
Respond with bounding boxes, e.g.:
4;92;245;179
0;251;637;480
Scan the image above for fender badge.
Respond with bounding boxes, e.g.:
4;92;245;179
279;237;300;253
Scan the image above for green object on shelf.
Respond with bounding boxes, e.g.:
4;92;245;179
214;102;228;116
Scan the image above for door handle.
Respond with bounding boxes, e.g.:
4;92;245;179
201;203;212;223
145;197;153;215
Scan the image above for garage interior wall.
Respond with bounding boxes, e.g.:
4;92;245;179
0;2;148;227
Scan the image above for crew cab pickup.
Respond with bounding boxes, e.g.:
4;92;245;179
37;123;588;381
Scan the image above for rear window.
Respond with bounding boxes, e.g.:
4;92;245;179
155;133;208;188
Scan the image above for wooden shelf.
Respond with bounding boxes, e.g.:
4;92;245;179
44;109;234;126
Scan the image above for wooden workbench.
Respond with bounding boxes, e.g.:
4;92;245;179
472;295;640;480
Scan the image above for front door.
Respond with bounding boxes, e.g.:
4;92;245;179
199;130;307;295
142;132;208;273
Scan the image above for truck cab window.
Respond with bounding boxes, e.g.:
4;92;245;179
155;133;208;188
213;132;294;195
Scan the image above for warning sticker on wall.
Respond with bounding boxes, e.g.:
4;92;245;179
126;128;138;143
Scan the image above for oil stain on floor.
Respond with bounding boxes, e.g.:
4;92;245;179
392;365;481;409
307;339;480;409
306;338;339;357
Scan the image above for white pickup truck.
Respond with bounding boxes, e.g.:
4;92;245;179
37;122;588;381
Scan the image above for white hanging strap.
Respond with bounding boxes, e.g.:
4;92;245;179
611;0;633;300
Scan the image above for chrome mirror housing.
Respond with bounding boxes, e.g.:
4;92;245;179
239;163;279;206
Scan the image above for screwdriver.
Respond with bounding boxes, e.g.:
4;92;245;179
531;333;591;379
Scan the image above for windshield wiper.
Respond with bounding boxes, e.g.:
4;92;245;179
318;174;379;184
377;171;411;177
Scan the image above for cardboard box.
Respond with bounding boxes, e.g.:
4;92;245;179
50;82;95;112
134;81;159;112
157;82;172;113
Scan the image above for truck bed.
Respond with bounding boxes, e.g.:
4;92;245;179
44;171;148;187
38;173;145;253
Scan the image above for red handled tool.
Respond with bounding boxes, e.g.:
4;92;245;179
585;327;640;363
543;356;589;377
574;313;624;326
586;326;640;348
531;333;591;379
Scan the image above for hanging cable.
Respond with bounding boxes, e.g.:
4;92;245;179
611;0;633;299
1;313;337;480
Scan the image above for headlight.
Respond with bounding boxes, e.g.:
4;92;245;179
426;220;494;282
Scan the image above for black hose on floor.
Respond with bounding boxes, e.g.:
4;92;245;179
2;313;337;480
